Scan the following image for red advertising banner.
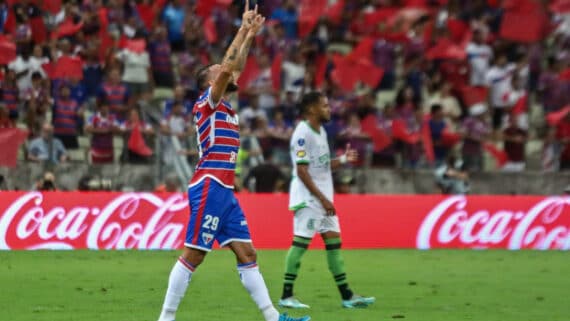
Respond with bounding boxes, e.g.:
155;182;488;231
0;192;569;250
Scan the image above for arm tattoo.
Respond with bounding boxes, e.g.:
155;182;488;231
228;48;238;61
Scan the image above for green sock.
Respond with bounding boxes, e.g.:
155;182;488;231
282;236;311;299
325;237;353;300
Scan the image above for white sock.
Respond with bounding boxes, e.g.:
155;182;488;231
158;257;195;321
238;262;280;321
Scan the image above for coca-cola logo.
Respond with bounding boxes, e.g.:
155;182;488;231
0;192;188;250
417;196;570;250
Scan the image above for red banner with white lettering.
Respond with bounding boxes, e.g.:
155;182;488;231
0;192;569;250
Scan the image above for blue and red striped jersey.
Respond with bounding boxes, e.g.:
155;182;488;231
189;87;240;189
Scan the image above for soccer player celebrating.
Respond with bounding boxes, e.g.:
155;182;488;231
156;3;310;321
279;92;376;309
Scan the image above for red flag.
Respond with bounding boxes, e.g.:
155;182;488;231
136;3;155;31
461;86;488;107
348;36;375;61
331;55;359;91
546;106;570;126
299;0;327;37
499;11;547;43
122;39;146;53
53;56;84;80
441;129;461;147
357;59;384;88
128;124;152;157
237;55;261;90
551;0;570;13
559;68;570;80
483;143;508;168
422;118;435;163
30;17;47;44
392;119;420;144
43;0;62;15
426;38;466;60
41;62;54;79
271;53;283;91
361;114;392;152
325;0;344;24
511;94;528;115
98;8;109;34
0;128;28;168
314;54;328;88
0;40;17;65
447;18;468;42
53;20;84;39
203;16;218;44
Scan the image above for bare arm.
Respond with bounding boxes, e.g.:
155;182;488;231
331;144;358;170
297;164;336;215
211;0;261;103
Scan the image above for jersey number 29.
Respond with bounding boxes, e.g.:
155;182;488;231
203;214;219;231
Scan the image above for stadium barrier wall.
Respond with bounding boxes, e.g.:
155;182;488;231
0;192;568;250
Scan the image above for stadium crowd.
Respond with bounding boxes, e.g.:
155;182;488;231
1;0;570;189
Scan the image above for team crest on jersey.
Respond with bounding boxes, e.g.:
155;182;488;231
297;150;306;158
297;138;305;146
202;232;214;245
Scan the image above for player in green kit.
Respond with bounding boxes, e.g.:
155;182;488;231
279;92;376;309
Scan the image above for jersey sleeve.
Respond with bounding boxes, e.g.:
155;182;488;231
291;127;310;165
194;87;217;110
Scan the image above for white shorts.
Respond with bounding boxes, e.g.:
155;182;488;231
293;207;341;238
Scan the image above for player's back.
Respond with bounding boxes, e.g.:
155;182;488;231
189;87;240;189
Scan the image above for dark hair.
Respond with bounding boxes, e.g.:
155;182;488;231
196;64;215;92
430;104;443;115
31;71;43;80
299;91;323;115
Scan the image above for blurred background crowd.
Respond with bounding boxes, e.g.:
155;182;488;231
1;0;570;193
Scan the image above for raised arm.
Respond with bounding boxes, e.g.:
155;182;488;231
211;0;264;103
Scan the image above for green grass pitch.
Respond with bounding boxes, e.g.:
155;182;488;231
1;249;568;321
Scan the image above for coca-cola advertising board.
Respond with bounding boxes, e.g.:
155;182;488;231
0;192;569;250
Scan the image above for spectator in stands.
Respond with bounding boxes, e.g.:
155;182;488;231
268;110;293;165
243;150;286;193
24;72;52;136
246;53;278;114
1;69;20;121
466;29;493;87
120;108;154;163
429;104;449;166
485;52;516;131
161;0;186;52
36;172;57;191
538;57;566;113
9;46;47;92
52;82;83;150
338;112;370;166
82;44;105;101
0;104;13;128
425;82;461;130
163;85;192;117
270;0;298;39
28;122;68;164
435;154;470;194
98;68;131;122
461;103;491;171
116;42;152;100
556;112;570;171
160;101;193;165
85;103;119;164
275;89;298;124
148;25;174;88
282;47;306;99
502;114;527;172
240;95;268;129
